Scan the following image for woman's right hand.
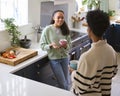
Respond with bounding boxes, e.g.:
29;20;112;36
50;42;60;49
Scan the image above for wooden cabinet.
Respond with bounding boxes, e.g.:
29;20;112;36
34;57;58;87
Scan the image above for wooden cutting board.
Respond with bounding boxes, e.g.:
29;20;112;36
0;47;38;66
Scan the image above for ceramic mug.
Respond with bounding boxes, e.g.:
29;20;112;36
59;39;67;46
70;60;78;70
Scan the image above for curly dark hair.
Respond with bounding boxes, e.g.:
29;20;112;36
86;10;110;37
50;10;70;36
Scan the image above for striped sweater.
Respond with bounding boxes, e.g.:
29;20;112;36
72;40;118;96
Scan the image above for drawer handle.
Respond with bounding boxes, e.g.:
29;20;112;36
37;72;40;75
83;43;91;48
72;51;76;55
37;64;41;68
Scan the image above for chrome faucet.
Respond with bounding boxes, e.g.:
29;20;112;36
37;26;43;42
32;25;43;42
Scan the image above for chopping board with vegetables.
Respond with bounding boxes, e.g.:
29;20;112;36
0;47;38;66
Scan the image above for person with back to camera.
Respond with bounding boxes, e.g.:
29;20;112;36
40;10;72;90
70;10;118;96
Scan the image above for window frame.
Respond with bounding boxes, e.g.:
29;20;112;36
0;0;28;31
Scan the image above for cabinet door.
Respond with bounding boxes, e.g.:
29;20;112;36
13;68;25;77
35;62;53;82
37;63;58;87
13;64;36;80
23;64;36;80
34;56;59;87
13;56;59;88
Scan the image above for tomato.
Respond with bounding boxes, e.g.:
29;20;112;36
8;55;16;59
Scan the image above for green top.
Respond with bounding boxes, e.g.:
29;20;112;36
40;25;72;60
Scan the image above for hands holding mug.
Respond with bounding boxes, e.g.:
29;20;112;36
49;42;60;49
59;39;67;48
49;39;68;49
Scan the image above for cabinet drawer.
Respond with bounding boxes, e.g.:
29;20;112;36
34;56;49;68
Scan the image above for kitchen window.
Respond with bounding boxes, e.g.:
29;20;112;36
0;0;28;30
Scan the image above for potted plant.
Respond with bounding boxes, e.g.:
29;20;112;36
108;10;116;20
0;18;21;47
82;0;100;10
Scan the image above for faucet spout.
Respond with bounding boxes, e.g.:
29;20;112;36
37;26;43;42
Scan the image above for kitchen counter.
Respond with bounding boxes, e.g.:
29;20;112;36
0;42;75;96
0;27;88;96
0;43;47;73
1;72;75;96
0;26;120;96
70;26;87;34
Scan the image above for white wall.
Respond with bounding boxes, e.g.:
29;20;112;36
109;0;116;10
0;23;35;51
0;0;40;51
67;0;76;28
109;0;120;15
28;0;76;27
28;0;41;25
0;0;76;51
0;0;119;51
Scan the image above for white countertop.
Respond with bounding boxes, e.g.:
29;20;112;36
0;28;87;96
0;73;75;96
0;42;75;96
1;27;119;96
0;44;47;73
70;26;87;34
